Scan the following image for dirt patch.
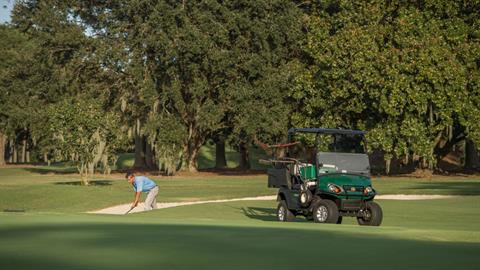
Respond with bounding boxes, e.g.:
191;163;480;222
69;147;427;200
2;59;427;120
89;194;458;215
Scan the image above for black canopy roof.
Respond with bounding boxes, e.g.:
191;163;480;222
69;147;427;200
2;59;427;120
287;128;367;135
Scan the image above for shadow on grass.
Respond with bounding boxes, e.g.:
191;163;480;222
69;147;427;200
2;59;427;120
406;181;480;195
24;166;77;175
241;207;277;221
0;223;478;270
54;180;113;186
241;207;309;222
198;168;267;176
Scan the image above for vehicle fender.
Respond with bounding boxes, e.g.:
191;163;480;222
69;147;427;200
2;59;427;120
277;192;287;202
277;189;301;210
309;193;340;211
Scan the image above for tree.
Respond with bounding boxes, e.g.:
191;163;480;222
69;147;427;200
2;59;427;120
47;98;124;184
0;24;38;165
221;0;304;170
74;0;304;173
7;0;128;172
295;0;480;173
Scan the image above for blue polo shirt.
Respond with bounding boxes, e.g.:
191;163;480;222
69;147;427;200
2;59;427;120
132;176;157;192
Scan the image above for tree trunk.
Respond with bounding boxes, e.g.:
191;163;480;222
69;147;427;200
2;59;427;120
465;139;479;170
43;152;49;165
145;140;156;170
0;132;6;166
134;134;146;169
184;145;199;173
26;151;30;163
182;138;201;173
88;132;106;175
385;158;391;174
21;139;26;163
78;162;89;186
8;139;13;163
215;137;227;169
13;142;17;163
238;143;250;170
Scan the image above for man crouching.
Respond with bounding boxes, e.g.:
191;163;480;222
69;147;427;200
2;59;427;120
126;172;159;211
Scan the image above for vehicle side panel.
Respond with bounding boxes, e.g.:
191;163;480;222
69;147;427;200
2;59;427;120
278;188;301;210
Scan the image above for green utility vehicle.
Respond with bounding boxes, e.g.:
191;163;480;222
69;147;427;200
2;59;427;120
264;128;383;226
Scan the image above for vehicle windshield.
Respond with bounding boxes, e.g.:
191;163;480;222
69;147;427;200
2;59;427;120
329;134;366;154
288;133;366;159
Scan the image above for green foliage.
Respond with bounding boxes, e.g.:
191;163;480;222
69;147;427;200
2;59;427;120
144;114;186;175
47;98;125;183
3;0;479;174
295;0;480;172
73;0;304;172
0;25;38;136
221;0;304;150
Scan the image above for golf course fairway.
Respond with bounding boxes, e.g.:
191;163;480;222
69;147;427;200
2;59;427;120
1;197;479;270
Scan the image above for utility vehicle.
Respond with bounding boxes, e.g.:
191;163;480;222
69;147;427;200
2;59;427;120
263;128;383;226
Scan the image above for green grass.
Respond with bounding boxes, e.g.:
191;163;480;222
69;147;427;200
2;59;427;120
197;143;270;170
116;152;134;169
1;166;480;213
1;166;480;270
372;177;480;195
0;197;479;270
0;175;271;213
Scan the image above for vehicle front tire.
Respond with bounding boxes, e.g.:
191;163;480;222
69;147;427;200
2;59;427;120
313;200;339;224
357;201;383;226
277;200;295;222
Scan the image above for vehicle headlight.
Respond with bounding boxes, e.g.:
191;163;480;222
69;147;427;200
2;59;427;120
364;186;373;195
328;183;344;194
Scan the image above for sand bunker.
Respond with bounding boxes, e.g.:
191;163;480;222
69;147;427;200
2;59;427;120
88;196;276;215
89;194;456;215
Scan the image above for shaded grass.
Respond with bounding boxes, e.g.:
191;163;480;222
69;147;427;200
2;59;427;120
197;144;270;170
115;152;134;169
0;197;479;270
0;222;477;270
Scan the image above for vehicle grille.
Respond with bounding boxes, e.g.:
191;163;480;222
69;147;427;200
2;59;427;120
343;185;364;193
340;199;363;210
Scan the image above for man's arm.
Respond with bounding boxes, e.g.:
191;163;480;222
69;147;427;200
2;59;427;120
131;192;141;208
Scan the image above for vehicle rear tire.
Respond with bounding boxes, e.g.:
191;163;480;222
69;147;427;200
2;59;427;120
313;200;339;224
277;200;295;222
357;201;383;226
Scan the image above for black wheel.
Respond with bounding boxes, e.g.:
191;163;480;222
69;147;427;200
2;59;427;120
277;200;295;222
312;200;339;223
357;201;383;226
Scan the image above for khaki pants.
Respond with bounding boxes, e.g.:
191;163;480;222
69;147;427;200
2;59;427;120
144;186;159;211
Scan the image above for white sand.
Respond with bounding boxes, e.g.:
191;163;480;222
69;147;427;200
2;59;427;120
88;194;456;215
